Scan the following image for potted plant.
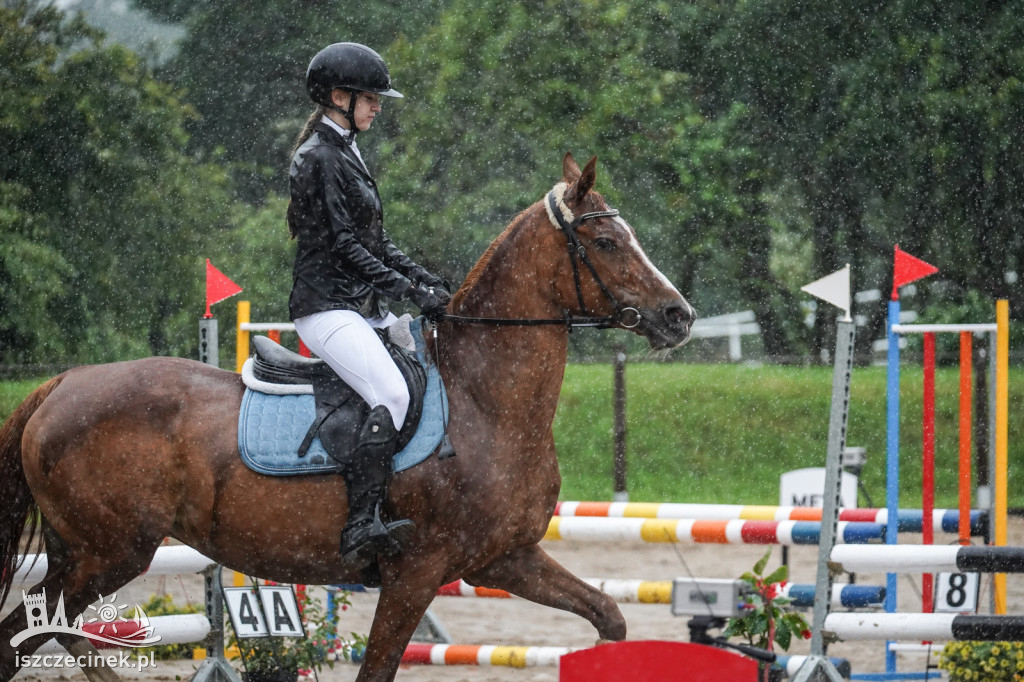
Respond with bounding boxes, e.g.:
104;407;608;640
724;549;812;682
228;586;361;682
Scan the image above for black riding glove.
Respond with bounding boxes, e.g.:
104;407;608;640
418;271;450;297
407;283;449;320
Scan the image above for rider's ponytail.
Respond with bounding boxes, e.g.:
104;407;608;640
290;105;326;158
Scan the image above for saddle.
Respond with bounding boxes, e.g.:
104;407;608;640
249;334;426;467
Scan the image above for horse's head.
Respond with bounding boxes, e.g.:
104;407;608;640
547;152;695;350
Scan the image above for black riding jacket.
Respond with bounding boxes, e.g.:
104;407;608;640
287;122;432;320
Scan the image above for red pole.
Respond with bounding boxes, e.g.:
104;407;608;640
922;332;936;614
959;332;973;545
268;329;281;344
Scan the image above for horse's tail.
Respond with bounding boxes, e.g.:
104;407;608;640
0;375;63;611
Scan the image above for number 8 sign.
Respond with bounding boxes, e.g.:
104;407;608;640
934;572;980;613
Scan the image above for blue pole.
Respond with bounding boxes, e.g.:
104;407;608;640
885;299;901;674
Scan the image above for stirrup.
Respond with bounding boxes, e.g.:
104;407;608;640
340;503;415;566
367;502;416;557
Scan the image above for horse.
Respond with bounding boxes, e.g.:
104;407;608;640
0;152;695;682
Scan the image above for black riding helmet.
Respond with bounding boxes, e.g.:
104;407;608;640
306;42;402;139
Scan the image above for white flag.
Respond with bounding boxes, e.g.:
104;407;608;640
801;265;851;321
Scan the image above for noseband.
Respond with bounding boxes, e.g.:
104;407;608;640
439;184;641;329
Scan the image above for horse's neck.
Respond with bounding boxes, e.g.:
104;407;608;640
442;213;570;421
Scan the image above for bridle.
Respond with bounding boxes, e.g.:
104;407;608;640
438;183;642;329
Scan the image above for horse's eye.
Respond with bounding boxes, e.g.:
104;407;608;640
594;237;616;252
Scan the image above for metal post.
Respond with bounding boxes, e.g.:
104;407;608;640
791;319;854;682
199;317;219;368
193;566;242;682
612;346;628;502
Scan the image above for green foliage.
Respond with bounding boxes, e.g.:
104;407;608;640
130;0;447;201
227;588;363;675
723;549;811;655
939;640;1024;681
5;0;1024;370
0;1;237;364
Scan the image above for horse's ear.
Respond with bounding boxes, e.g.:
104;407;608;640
565;155;597;205
562;152;581;183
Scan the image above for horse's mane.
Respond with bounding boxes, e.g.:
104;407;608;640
451;202;540;309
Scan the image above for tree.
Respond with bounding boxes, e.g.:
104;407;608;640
380;1;755;338
0;0;236;364
131;0;449;203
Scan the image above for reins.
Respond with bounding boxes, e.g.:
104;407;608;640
438;185;642;330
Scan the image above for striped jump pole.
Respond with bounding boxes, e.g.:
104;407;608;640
439;578;672;604
830;545;1024;574
544;517;885;545
32;615;212;655
432;578;884;609
356;642;853;677
14;545;217;586
400;643;569;668
554;502;988;537
781;584;885;609
824;613;1024;642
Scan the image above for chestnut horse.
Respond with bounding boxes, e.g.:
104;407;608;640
0;153;694;681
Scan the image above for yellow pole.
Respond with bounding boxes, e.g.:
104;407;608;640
234;300;251;588
995;299;1009;614
236;300;250;373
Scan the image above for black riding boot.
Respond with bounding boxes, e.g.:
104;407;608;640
339;406;416;568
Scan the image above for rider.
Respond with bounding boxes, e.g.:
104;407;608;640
287;42;450;568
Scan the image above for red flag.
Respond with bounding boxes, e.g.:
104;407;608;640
205;259;243;318
891;245;938;300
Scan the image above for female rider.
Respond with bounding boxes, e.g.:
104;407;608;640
287;42;449;568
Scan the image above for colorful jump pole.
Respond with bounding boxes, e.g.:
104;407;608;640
959;332;973;546
884;246;938;676
995;299;1009;613
922;330;936;614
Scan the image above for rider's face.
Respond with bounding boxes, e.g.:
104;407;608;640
331;89;381;131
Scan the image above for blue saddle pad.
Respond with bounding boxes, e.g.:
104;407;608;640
237;320;448;476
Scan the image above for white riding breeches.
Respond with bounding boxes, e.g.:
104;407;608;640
293;309;408;430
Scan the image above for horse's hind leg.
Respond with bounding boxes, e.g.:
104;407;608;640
0;522;158;682
465;543;627;642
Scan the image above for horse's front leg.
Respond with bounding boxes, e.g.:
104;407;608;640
464;542;626;642
355;552;449;682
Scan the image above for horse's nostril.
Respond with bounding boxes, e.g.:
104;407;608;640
663;303;694;332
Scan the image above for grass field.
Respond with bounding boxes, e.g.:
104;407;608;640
554;362;1021;508
2;364;1020;509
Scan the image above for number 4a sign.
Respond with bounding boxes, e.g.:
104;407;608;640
224;586;304;638
934;572;980;613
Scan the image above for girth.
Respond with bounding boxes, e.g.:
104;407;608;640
250;335;426;463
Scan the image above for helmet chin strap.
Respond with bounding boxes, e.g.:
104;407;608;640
327;90;359;144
